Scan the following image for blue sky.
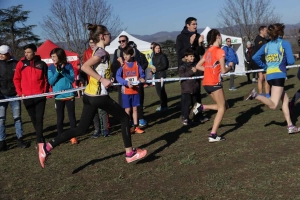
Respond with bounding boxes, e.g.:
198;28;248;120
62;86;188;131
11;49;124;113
1;0;300;39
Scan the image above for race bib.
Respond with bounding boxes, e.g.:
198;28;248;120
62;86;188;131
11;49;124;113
125;76;138;82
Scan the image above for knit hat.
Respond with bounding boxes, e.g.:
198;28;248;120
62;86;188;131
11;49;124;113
247;41;251;45
0;45;11;54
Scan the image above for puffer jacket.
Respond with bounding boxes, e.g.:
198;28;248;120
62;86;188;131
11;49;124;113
0;59;18;96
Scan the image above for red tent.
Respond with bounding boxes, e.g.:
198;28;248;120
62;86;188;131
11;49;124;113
36;39;80;77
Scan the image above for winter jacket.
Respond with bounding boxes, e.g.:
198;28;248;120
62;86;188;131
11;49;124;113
178;59;200;94
0;59;18;96
252;34;269;69
48;63;75;100
244;46;254;63
222;45;239;65
111;46;148;80
152;53;169;79
13;55;48;96
176;26;205;67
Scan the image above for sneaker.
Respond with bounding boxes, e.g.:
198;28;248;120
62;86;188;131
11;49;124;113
182;119;188;126
38;143;50;168
209;134;226;143
156;106;161;112
134;127;144;134
189;103;202;120
70;138;78;144
125;148;147;163
102;130;110;137
17;138;29;149
252;78;257;83
288;125;300;134
229;87;237;91
0;140;7;151
199;117;209;123
91;130;101;138
139;119;147;127
244;88;257;101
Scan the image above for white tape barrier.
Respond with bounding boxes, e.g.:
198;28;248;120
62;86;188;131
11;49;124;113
0;65;298;103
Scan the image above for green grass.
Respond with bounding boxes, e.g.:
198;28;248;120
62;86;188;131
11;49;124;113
2;68;300;199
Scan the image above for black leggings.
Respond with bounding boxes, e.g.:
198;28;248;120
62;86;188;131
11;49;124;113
49;95;132;148
155;82;168;108
55;99;76;135
181;93;200;119
23;97;46;143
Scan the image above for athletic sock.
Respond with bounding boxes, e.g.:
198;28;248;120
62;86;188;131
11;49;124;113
210;132;216;136
126;150;136;157
45;143;53;152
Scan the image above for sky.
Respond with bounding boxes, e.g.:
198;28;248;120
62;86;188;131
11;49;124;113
1;0;300;40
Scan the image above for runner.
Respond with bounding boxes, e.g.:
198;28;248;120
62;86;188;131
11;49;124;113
194;29;232;142
38;24;147;168
244;23;300;134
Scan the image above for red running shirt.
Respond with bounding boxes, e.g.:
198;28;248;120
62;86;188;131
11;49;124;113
202;46;225;86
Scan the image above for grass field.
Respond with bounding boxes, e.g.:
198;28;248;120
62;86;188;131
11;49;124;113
1;66;300;199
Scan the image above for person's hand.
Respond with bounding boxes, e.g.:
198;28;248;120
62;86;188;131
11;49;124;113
110;77;114;82
151;66;156;73
191;67;197;73
127;81;133;88
229;62;234;67
100;78;112;88
139;78;145;83
117;57;124;65
190;34;196;45
198;34;204;44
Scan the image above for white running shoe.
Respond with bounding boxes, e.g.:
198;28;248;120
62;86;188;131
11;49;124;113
189;103;202;119
244;88;257;101
288;125;300;134
209;135;226;143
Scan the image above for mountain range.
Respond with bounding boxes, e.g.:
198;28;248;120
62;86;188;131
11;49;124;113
130;23;300;43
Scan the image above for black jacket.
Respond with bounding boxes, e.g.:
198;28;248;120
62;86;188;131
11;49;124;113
176;26;205;67
111;46;148;80
0;59;18;96
178;59;200;94
252;35;269;69
152;53;168;79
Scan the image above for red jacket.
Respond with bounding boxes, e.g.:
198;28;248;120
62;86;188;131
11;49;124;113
13;56;48;96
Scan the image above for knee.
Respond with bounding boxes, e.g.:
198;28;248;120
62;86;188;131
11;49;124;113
269;103;278;110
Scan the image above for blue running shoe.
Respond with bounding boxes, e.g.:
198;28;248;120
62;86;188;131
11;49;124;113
139;119;147;127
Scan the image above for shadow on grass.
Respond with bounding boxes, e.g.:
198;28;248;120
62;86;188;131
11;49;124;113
285;83;295;91
236;81;252;89
220;104;265;137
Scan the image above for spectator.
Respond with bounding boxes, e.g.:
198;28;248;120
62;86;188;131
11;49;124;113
13;43;48;145
0;45;29;151
252;26;271;98
111;35;148;127
244;41;257;83
152;43;168;111
222;38;239;90
48;48;78;144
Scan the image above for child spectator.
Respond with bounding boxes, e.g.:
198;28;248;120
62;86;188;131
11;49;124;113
116;46;145;134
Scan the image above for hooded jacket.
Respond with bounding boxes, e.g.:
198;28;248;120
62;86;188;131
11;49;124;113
152;53;168;79
13;55;48;96
176;26;205;67
0;58;18;96
178;58;200;94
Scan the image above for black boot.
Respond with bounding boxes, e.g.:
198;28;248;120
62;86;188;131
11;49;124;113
17;137;29;149
0;140;8;151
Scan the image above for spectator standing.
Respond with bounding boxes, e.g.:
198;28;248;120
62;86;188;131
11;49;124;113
0;45;29;151
13;43;48;144
222;38;239;90
244;41;257;83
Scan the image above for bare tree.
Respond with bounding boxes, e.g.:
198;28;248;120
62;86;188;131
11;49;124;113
285;25;300;53
41;0;124;60
218;0;281;42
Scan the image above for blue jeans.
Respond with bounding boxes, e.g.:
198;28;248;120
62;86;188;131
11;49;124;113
0;95;23;141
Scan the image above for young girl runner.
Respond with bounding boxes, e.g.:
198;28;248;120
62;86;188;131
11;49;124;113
245;23;300;134
48;48;77;144
38;24;147;168
194;29;232;142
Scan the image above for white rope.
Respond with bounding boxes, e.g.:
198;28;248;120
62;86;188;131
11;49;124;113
0;64;298;103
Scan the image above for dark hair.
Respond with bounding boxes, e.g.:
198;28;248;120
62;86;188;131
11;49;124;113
225;38;231;41
87;23;108;43
185;17;197;25
128;41;137;48
184;48;194;57
259;26;267;32
151;42;156;45
23;43;37;52
119;35;129;41
207;29;221;47
50;48;67;64
153;43;162;54
123;46;134;56
268;23;285;39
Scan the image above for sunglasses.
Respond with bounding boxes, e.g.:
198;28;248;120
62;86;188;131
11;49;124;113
118;40;127;44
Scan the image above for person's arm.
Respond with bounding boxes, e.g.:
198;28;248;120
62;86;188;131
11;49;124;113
176;35;185;66
138;63;145;79
116;67;128;86
252;44;267;69
13;61;22;96
282;40;295;65
195;57;205;71
156;54;168;72
61;64;75;83
222;46;230;65
47;65;60;85
139;52;148;71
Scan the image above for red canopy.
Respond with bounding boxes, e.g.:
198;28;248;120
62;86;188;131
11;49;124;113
36;39;80;76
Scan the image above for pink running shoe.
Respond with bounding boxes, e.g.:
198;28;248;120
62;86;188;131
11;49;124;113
38;143;50;168
125;148;147;163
